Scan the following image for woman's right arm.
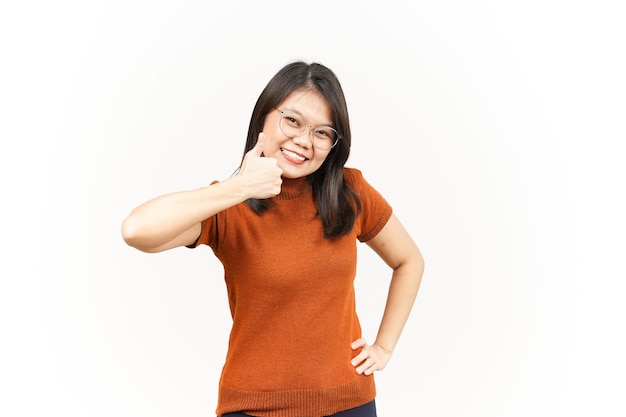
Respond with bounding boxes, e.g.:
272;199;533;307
121;134;281;253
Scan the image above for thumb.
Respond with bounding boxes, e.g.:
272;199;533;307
250;132;266;157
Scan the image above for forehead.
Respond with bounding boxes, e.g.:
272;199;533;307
278;89;333;125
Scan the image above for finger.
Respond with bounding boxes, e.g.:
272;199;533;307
250;132;266;157
351;338;367;350
363;362;378;376
356;357;376;375
351;352;366;367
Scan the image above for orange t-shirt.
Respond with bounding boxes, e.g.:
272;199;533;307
191;168;392;417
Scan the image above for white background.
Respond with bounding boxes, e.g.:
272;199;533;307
1;1;625;416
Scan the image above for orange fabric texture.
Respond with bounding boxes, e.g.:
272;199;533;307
192;168;393;417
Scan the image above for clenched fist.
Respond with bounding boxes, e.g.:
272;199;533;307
238;133;283;199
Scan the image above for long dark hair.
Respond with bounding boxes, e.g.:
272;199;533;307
242;61;361;239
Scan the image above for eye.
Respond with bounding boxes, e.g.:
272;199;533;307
284;115;302;128
315;128;335;139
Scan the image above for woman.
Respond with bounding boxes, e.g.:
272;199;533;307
122;61;424;417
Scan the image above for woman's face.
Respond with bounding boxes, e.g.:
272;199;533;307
262;89;334;179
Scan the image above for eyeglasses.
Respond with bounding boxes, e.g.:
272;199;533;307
275;108;340;151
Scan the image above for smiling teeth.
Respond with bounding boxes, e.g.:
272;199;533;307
282;149;306;161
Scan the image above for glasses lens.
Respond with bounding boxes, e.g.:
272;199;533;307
313;127;338;150
279;113;305;137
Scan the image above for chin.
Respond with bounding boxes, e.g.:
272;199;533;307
281;172;307;179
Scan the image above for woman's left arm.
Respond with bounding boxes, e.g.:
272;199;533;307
351;213;425;375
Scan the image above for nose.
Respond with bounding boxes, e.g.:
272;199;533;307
291;126;314;148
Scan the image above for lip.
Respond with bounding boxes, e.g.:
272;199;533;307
280;147;310;163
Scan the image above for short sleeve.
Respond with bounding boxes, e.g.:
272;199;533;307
186;216;217;248
344;168;393;242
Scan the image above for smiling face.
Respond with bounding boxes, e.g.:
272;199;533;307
261;89;334;179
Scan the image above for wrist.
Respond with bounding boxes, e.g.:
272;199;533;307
222;175;254;202
373;341;395;354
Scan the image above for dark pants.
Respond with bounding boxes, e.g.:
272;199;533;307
221;399;377;417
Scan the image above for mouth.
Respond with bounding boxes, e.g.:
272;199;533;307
280;148;309;163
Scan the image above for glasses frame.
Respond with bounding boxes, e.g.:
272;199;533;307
274;108;340;150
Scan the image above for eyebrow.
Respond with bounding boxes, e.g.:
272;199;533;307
281;107;334;128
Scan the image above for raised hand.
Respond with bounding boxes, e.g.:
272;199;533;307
238;132;283;199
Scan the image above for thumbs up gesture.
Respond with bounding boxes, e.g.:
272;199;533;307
238;133;283;199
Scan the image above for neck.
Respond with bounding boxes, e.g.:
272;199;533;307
274;176;310;200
